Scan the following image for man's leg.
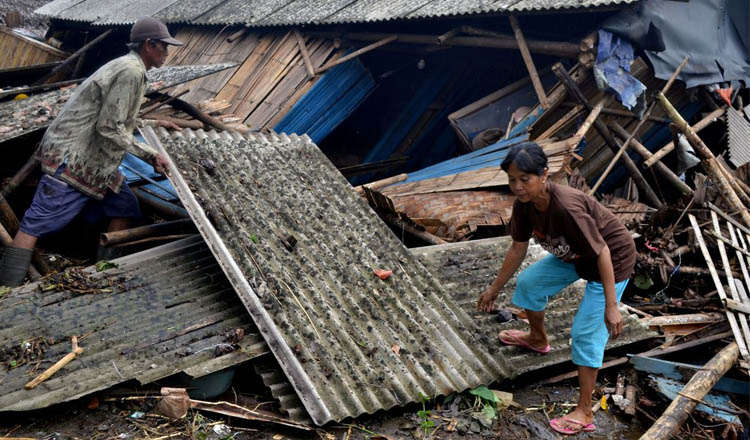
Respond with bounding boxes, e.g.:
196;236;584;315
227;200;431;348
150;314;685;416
506;254;580;350
86;184;140;233
0;175;90;286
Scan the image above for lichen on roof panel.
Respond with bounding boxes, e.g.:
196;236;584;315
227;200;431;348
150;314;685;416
145;127;509;424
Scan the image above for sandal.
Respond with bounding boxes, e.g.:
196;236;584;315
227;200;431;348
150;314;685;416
549;416;596;435
498;329;550;354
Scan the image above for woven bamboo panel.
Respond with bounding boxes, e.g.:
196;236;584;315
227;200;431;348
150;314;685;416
0;27;68;69
390;190;515;241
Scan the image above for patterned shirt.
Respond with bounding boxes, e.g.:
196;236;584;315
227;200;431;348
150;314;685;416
36;51;158;200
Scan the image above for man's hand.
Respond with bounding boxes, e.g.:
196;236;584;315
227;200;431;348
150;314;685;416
155;119;182;131
604;305;623;339
152;153;171;177
477;288;499;312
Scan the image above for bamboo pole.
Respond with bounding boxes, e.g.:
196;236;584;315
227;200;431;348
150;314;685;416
354;173;408;194
100;218;195;247
1;151;38;198
639;342;739;440
139;89;190;118
552;63;662;207
643;108;726;168
658;92;750;227
159;94;244;133
293;30;315;78
315;35;397;74
609;122;692;195
143;115;204;129
508;15;548;109
589;56;688;195
25;336;83;390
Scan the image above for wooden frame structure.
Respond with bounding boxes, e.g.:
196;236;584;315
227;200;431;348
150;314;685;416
689;210;750;371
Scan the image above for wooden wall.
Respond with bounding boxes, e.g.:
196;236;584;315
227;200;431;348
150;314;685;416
165;27;339;131
0;27;68;69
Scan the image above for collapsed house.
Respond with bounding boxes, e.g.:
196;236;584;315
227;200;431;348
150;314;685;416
0;0;748;436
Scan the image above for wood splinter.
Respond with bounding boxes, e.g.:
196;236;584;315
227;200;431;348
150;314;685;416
24;336;83;390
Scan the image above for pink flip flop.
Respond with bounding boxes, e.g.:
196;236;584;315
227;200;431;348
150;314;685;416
498;329;550;354
549;417;596;435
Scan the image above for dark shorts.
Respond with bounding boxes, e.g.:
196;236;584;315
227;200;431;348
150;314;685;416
19;173;140;238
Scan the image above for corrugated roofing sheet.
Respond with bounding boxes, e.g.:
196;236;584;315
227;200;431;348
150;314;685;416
36;0;640;26
142;127;654;425
0;236;268;412
253;236;656;422
726;106;750;168
0;63;236;144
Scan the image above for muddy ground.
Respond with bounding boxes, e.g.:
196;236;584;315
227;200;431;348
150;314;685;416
0;0;49;36
0;365;650;440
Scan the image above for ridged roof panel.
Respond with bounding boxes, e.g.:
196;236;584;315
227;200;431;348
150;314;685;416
0;236;268;411
36;0;640;26
143;127;654;425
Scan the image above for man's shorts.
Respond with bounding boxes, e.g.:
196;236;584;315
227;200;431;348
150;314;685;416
19;172;140;238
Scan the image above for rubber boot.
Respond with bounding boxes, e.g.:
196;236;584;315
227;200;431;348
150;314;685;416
0;246;33;287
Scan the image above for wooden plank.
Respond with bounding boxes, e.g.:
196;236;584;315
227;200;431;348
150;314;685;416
726;298;750;315
689;214;750;358
508;15;548;109
294;30;315;78
712;212;750;353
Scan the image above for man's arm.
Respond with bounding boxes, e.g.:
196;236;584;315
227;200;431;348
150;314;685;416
477;240;529;312
597;244;623;339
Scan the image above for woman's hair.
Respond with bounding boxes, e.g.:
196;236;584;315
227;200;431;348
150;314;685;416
500;141;548;175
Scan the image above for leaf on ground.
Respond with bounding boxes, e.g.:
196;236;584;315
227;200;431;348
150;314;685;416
0;286;10;297
469;385;500;403
95;261;118;272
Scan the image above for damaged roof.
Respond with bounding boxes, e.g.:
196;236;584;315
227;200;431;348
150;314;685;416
142;127;655;425
0;236;267;412
0;62;236;143
36;0;640;26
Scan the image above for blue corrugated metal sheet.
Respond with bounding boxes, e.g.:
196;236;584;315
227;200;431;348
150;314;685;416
398;134;529;183
274;58;376;144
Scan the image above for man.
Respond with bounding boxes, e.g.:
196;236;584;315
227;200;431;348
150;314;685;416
0;17;184;286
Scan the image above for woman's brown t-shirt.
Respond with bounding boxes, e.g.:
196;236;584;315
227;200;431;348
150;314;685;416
509;182;636;282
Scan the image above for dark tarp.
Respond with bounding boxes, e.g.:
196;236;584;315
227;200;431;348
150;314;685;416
603;0;750;88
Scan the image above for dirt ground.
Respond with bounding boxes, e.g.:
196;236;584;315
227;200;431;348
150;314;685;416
0;367;649;440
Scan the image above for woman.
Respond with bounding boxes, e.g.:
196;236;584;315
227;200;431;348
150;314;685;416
477;142;635;435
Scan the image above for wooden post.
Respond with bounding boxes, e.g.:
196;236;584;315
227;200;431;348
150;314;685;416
508;15;548;109
659;92;750;227
1;151;39;198
293;30;315;78
609;122;692;195
33;29;113;86
639;342;739;440
643;108;726;168
552;63;663;207
589;56;688;195
315;35;397;75
139;89;190;118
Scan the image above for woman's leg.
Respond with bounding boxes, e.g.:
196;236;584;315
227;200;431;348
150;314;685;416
557;279;629;431
507;254;579;349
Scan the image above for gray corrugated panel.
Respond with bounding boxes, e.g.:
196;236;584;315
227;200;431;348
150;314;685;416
726;107;750;168
144;126;510;425
36;0;640;25
252;236;655;423
0;63;235;144
143;127;654;425
0;236;268;412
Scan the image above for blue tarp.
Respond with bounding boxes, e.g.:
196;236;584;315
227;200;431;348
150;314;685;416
274;57;376;143
119;149;178;201
594;30;647;112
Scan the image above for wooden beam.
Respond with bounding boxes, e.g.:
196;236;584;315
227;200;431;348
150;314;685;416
293;30;315;78
551;63;663;207
508;15;548;109
643;108;726;168
660;93;750;227
306;31;580;58
139;89;190;118
315;35;397;75
33;29;113;85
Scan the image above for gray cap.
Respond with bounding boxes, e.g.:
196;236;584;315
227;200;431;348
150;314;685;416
130;16;183;46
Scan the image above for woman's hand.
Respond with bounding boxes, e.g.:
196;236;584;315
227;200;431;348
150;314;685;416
604;305;623;339
477;288;499;312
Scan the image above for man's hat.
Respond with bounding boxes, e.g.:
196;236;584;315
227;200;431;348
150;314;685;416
130;17;183;46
